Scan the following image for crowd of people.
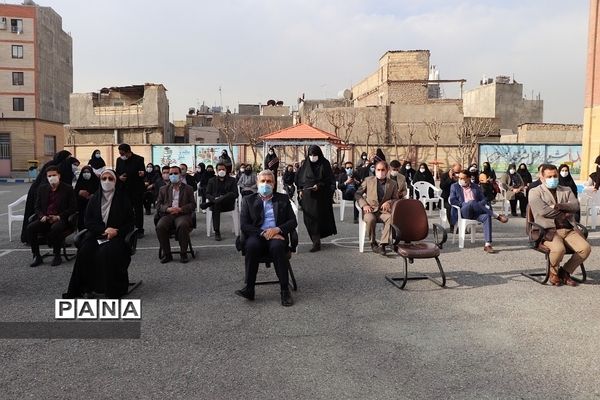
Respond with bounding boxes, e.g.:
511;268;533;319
20;144;599;304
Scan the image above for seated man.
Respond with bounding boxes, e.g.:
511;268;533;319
337;161;361;223
155;166;196;263
235;170;297;306
389;160;408;199
200;162;237;241
28;166;76;267
355;160;399;255
529;164;591;286
449;170;508;253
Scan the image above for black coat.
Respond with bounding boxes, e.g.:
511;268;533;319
440;171;456;201
240;192;297;239
84;189;134;239
206;175;237;206
34;182;77;221
115;153;146;197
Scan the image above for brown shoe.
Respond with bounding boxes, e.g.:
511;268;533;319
483;244;496;254
549;268;562;286
559;268;578;287
496;214;508;223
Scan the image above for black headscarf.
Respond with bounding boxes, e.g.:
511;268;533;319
517;163;532;185
88;149;106;169
264;147;279;171
558;163;578;198
413;163;434;185
296;145;330;189
400;160;415;184
59;156;78;184
74;165;100;194
374;148;386;163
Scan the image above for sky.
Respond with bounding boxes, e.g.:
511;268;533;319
36;0;589;124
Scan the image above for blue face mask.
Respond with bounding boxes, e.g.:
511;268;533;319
169;174;180;184
345;168;353;175
258;183;273;197
545;177;559;189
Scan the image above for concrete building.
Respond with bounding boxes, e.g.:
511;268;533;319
500;123;583;143
68;83;172;145
463;76;543;134
0;2;72;175
582;0;600;177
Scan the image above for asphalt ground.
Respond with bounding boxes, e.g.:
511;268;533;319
1;183;600;399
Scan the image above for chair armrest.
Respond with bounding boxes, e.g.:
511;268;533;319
526;220;546;247
28;214;37;223
391;224;402;246
74;228;89;249
432;223;447;249
125;228;139;255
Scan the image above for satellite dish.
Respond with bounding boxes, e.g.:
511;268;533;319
267;99;276;106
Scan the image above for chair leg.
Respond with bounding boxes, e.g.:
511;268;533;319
62;245;73;261
386;257;446;290
289;265;298;291
521;254;551;284
358;221;365;253
340;200;345;221
458;224;465;249
570;263;587;283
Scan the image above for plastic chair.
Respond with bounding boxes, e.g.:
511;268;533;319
206;201;240;237
451;205;483;248
496;184;510;214
8;194;27;242
581;190;600;229
356;202;367;252
336;188;354;222
412;181;443;214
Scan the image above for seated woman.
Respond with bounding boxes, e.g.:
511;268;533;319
143;162;160;215
500;163;527;217
479;172;496;204
64;170;134;299
74;165;100;230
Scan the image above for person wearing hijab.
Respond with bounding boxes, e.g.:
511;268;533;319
282;164;296;199
264;147;280;190
558;163;580;223
295;145;337;252
413;162;435;205
481;162;497;181
21;150;72;243
57;156;78;185
199;164;215;212
517;163;532;187
218;149;233;175
238;163;257;196
358;151;369;168
88;149;106;176
400;160;416;198
74;165;100;230
63;169;135;299
468;163;479;181
500;163;527;217
143;162;161;215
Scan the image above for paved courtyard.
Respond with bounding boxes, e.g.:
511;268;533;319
1;183;600;399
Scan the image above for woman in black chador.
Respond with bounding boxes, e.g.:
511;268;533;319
74;165;100;230
64;170;134;299
295;145;337;252
264;146;280;190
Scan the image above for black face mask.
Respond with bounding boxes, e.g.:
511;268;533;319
244;169;251;175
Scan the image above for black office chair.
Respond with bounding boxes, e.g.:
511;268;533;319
27;212;78;262
154;212;196;260
235;230;298;291
73;227;142;295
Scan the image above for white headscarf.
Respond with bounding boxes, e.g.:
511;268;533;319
100;170;116;225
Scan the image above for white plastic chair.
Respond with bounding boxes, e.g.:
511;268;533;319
356;202;367;252
8;194;27;242
336;188;354;222
497;183;510;214
412;181;443;214
581;189;600;229
451;205;483;248
206;201;240;237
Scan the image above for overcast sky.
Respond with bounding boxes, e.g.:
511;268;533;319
38;0;589;124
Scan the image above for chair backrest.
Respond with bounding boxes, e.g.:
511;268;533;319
412;181;436;200
390;199;428;242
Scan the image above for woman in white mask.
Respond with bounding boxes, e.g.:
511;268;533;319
558;163;580;223
64;169;135;299
500;163;527;217
73;165;100;230
88;148;106;177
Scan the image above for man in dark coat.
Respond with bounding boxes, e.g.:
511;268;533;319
236;169;297;306
201;162;238;240
27;166;76;267
115;143;146;236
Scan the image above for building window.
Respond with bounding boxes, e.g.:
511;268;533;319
12;97;24;111
12;72;23;86
10;19;23;34
11;45;23;59
44;136;56;156
0;134;10;160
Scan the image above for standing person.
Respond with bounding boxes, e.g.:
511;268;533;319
296;145;337;252
115;143;146;237
440;162;462;230
481;162;497;181
88;149;106;177
21;150;72;243
282;164;296;200
27;166;76;267
358;152;369;168
200;163;238;241
500;163;527;217
517;163;532;187
238;163;257;196
218;149;233;175
64;169;135;298
264;147;280;191
74;165;100;230
143;162;160;215
559;163;580;222
194;162;206;189
400;161;416;198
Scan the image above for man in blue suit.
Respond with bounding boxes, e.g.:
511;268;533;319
450;170;508;253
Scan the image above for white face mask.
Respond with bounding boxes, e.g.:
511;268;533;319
72;165;78;173
217;170;226;178
419;168;426;173
309;155;318;163
82;172;91;180
95;153;101;159
405;165;411;170
390;170;399;177
101;180;115;192
47;175;59;185
376;171;386;180
469;167;476;172
509;169;515;174
120;155;128;161
146;167;153;173
269;151;274;155
560;171;569;178
459;179;468;187
240;168;245;173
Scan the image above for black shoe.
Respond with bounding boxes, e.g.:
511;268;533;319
145;209;151;215
30;255;43;268
521;212;526;218
137;230;145;239
511;212;518;217
160;254;173;264
371;243;387;255
180;253;188;264
281;290;294;307
235;287;255;301
199;202;209;210
50;255;62;266
214;232;222;241
353;218;359;224
309;240;321;252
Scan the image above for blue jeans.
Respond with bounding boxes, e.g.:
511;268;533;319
460;200;494;243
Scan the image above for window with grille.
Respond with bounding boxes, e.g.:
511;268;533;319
0;134;10;160
12;72;23;86
44;135;55;156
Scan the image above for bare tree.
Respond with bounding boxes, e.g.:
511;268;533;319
217;112;237;161
325;109;344;138
364;112;384;155
424;119;443;179
404;122;416;162
390;123;403;161
455;117;498;166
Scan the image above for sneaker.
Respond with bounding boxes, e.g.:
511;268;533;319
483;244;496;254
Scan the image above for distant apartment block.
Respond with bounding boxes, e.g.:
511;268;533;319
0;1;72;175
68;83;172;145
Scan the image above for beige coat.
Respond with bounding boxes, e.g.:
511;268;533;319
528;184;579;229
500;173;525;201
355;176;400;212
